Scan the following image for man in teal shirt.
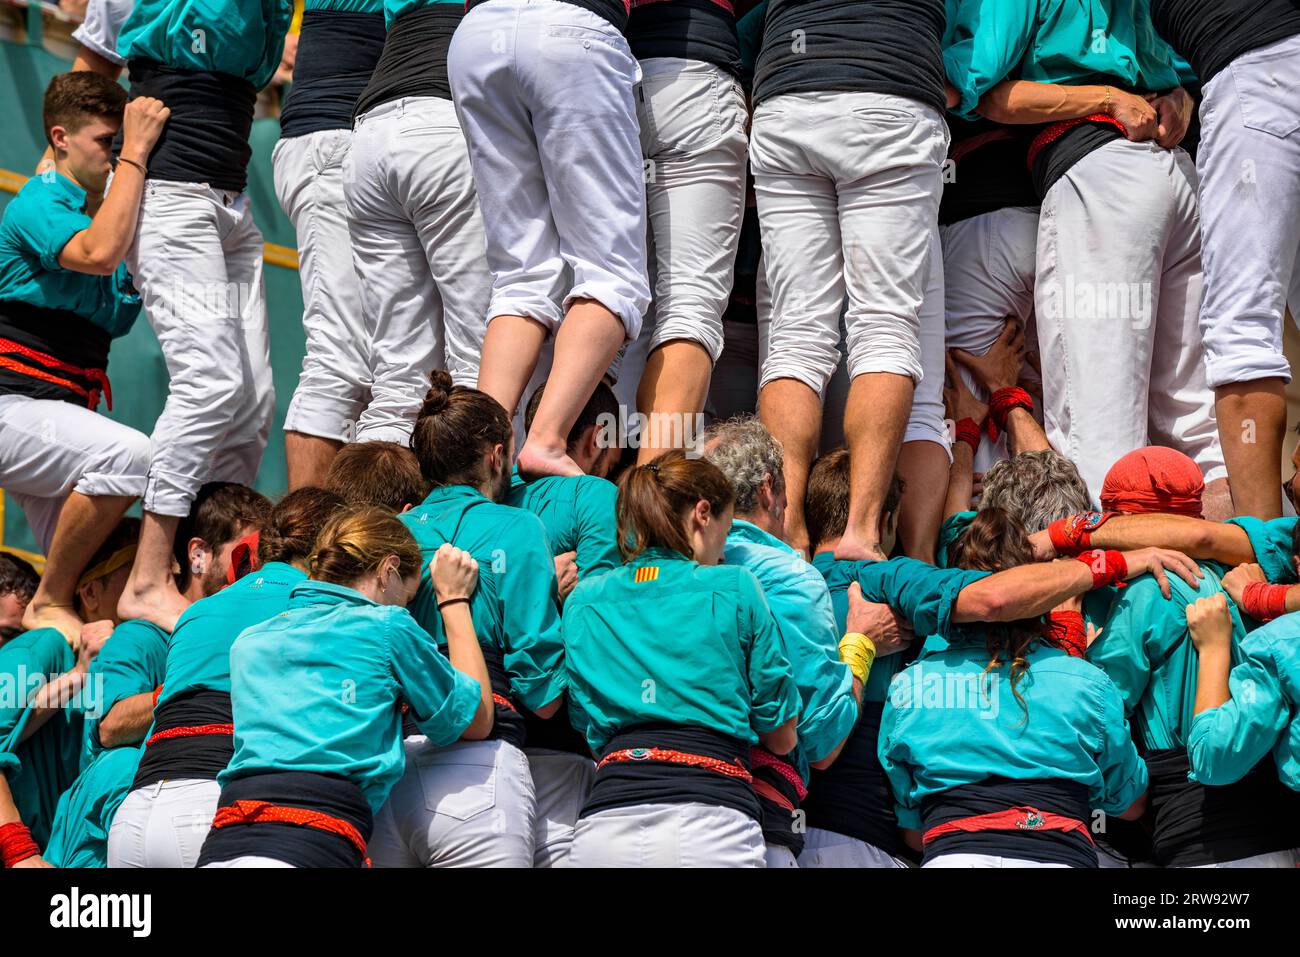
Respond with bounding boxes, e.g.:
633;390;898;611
2;72;166;646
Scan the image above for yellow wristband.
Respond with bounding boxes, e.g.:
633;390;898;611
838;632;877;685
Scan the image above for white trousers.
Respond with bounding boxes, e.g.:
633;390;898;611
924;852;1072;868
345;96;492;443
0;395;150;550
764;843;799;868
1197;33;1300;388
200;855;296;868
569;801;766;867
527;748;595;869
127;180;274;517
796;827;910;868
448;0;650;337
370;737;537;868
638;56;748;362
750;90;949;395
107;777;221;868
1035;138;1225;498
1189;848;1300;868
941;205;1041;472
274;128;371;442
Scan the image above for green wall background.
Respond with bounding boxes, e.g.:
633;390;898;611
1;31;305;556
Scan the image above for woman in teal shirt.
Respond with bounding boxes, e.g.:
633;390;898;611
198;508;491;868
564;450;801;868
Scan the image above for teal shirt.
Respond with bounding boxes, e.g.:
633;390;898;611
1088;566;1246;752
160;562;307;705
383;0;458;27
308;0;383;11
936;511;974;569
506;468;621;577
0;174;141;334
562;547;801;753
1187;614;1300;791
1227;516;1298;586
219;580;482;815
943;0;1181;120
0;629;82;850
401;485;566;713
880;639;1148;829
813;551;991;703
724;521;857;776
43;620;168;868
117;0;293;89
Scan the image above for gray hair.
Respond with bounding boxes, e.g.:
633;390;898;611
979;450;1093;533
700;415;785;516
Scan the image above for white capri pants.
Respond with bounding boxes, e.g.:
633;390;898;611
527;748;595;868
274;128;372;443
1190;848;1300;868
369;737;537;868
1196;33;1300;388
107;777;221;868
1034;137;1225;498
569;801;766;867
750;89;948;396
0;395;150;550
924;853;1072;868
638;56;748;361
127;180;274;517
796;826;910;868
200;855;296;868
448;0;650;338
345;95;492;443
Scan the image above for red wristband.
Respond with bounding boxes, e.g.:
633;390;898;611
0;822;40;868
1075;549;1128;589
954;418;982;454
1046;610;1088;658
986;387;1034;441
1047;511;1118;556
1241;581;1289;623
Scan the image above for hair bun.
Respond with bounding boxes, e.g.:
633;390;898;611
420;370;455;418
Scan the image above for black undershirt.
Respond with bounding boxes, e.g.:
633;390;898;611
116;61;256;193
939;119;1039;226
0;300;111;405
467;0;629;32
1151;0;1300;85
131;690;235;791
1031;121;1125;200
626;0;740;75
353;5;462;119
280;10;388;137
752;0;946;113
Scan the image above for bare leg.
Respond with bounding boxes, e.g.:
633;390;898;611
1215;379;1286;519
22;492;134;641
516;300;626;479
896;440;948;565
116;511;190;631
837;372;913;562
759;377;822;558
284;432;343;491
476;314;550;417
636;339;712;463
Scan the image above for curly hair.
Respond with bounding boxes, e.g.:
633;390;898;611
979;450;1093;533
700;415;784;516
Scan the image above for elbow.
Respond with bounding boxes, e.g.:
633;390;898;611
82;256;119;277
956;586;1008;623
96;718;122;750
1116;790;1148;822
762;722;797;756
531;698;562;721
461;700;495;741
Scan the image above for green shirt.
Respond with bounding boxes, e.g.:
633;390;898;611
943;0;1181;120
505;468;621;578
117;0;294;89
0;173;141;334
401;485;566;713
563;547;801;753
383;0;458;26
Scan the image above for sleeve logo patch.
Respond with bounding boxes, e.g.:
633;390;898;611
633;566;660;583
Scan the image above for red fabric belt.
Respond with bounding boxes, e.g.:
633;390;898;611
146;723;234;748
598;746;752;783
211;799;369;864
749;747;808;801
0;336;112;410
923;806;1095;848
492;693;516;713
752;777;796;813
1026;113;1127;171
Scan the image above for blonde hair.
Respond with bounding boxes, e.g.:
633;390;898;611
308;506;422;586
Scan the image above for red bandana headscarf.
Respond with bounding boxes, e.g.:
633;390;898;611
1100;446;1204;518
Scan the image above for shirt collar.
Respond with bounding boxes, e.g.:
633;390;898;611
43;170;88;211
630;545;693;567
288;579;380;610
727;519;796;555
419;483;489;508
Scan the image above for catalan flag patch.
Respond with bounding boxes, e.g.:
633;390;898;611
633;566;660;583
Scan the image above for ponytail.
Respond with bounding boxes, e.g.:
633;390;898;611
309;506;423;587
410;370;512;487
616;450;734;562
260;487;347;567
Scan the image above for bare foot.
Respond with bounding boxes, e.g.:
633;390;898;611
833;531;888;563
117;578;191;632
517;441;583;480
20;601;84;645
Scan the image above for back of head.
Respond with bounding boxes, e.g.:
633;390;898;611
616;449;734;562
806;449;904;553
980;450;1092;533
260;487;348;567
0;552;39;605
325;441;430;513
525;379;619;452
701;415;784;517
309;505;422;587
175;482;272;590
411;370;512;487
1100;446;1204;518
43;71;125;147
76;517;141;616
